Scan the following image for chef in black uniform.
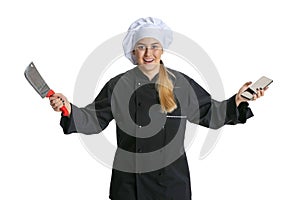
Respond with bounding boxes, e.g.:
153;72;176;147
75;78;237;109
50;17;266;200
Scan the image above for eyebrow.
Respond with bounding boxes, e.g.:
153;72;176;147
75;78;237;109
136;42;160;45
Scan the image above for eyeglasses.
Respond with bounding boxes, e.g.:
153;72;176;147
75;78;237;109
135;44;162;52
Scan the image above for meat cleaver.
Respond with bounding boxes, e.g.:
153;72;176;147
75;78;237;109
24;62;69;116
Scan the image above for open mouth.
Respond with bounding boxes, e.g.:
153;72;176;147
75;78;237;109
143;58;154;64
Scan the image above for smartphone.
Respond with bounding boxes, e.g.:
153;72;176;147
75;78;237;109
241;76;273;100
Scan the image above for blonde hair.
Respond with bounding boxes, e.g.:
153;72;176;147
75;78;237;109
156;61;177;113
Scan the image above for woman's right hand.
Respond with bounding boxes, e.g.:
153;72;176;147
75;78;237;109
49;93;71;117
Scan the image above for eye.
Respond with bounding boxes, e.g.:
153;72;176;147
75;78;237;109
136;45;146;51
151;45;160;49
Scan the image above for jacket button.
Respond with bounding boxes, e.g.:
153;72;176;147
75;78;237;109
137;102;141;106
137;148;142;153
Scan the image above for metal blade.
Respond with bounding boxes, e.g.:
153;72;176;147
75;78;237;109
24;62;50;98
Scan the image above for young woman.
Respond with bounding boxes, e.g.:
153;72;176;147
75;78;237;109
50;17;266;200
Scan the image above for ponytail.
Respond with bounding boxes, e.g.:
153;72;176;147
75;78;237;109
156;61;177;113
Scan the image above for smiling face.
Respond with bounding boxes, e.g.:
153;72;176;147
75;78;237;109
132;37;163;74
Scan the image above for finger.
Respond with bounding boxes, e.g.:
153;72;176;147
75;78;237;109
50;97;60;106
51;93;66;101
49;96;59;101
259;88;265;97
57;93;68;103
256;89;261;98
264;86;269;91
51;97;64;107
260;89;265;96
52;103;60;111
50;99;56;107
52;101;64;111
242;81;252;89
51;93;62;98
60;97;65;104
239;81;252;93
252;94;257;100
50;94;67;103
245;81;252;86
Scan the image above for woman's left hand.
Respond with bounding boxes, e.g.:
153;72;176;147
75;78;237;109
235;81;268;107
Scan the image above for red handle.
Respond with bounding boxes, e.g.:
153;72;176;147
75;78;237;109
46;89;70;117
46;89;55;97
60;105;69;117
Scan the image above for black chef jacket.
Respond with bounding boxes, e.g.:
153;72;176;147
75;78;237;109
60;66;253;200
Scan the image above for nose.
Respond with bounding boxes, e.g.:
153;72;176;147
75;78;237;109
144;47;152;56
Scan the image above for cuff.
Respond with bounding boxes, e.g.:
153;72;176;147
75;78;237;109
237;101;254;123
226;95;254;124
226;95;240;123
60;104;77;134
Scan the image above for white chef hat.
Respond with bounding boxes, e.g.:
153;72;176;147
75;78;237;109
122;17;173;65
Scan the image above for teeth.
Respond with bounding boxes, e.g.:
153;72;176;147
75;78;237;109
144;58;154;62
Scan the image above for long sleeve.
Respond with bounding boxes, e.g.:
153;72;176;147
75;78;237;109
60;81;114;135
186;77;253;129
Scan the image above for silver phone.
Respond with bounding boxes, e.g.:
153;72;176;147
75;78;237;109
241;76;273;100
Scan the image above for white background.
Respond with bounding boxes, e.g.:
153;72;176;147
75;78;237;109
1;0;299;199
